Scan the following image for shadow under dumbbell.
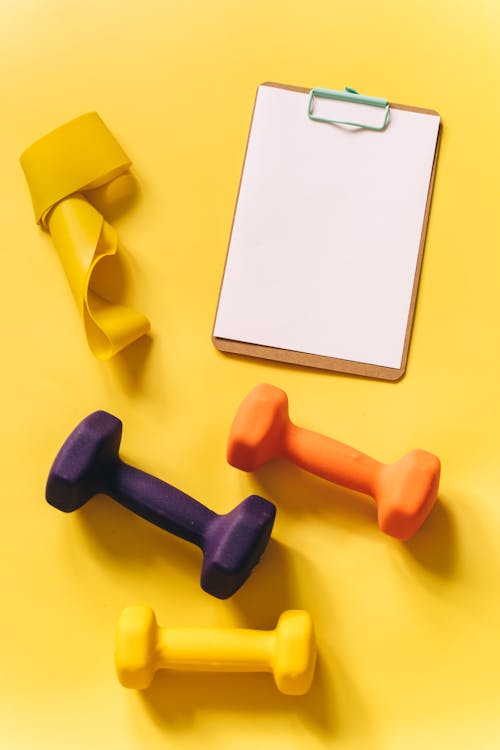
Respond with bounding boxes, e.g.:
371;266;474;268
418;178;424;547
227;538;296;626
138;647;335;737
75;492;281;600
77;493;203;583
252;458;378;533
400;493;457;578
248;460;456;577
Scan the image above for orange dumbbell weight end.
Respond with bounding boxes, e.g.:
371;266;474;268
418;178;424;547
227;384;441;541
116;606;316;695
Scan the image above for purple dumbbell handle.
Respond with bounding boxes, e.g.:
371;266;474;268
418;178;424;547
107;460;215;548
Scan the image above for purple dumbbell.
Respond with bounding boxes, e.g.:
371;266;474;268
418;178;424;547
46;411;276;599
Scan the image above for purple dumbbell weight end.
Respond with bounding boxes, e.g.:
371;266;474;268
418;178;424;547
46;411;276;599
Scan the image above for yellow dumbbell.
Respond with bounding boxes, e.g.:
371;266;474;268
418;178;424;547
115;606;316;696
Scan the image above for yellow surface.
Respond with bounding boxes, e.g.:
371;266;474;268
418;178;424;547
1;0;500;747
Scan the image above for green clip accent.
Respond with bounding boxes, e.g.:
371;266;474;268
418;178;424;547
307;86;390;131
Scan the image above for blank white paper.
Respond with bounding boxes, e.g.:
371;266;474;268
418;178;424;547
214;85;440;369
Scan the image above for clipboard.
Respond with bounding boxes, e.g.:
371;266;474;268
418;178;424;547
212;82;442;381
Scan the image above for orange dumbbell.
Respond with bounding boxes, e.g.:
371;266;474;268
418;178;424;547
227;384;441;541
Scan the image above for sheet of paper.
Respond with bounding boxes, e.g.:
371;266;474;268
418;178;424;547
214;85;440;369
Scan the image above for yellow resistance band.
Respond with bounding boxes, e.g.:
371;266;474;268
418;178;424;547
20;112;150;359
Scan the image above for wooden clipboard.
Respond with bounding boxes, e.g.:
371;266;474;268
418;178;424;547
213;82;442;381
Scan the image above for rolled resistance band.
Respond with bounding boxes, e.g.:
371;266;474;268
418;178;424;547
20;112;150;359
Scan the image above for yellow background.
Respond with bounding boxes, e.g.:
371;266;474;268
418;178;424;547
1;1;500;747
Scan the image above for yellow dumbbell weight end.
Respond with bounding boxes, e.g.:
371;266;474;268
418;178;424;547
115;606;316;696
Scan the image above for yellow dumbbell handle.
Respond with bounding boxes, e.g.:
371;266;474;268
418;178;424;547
156;628;273;672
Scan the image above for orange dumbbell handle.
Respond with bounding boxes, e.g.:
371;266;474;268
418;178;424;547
283;423;381;500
